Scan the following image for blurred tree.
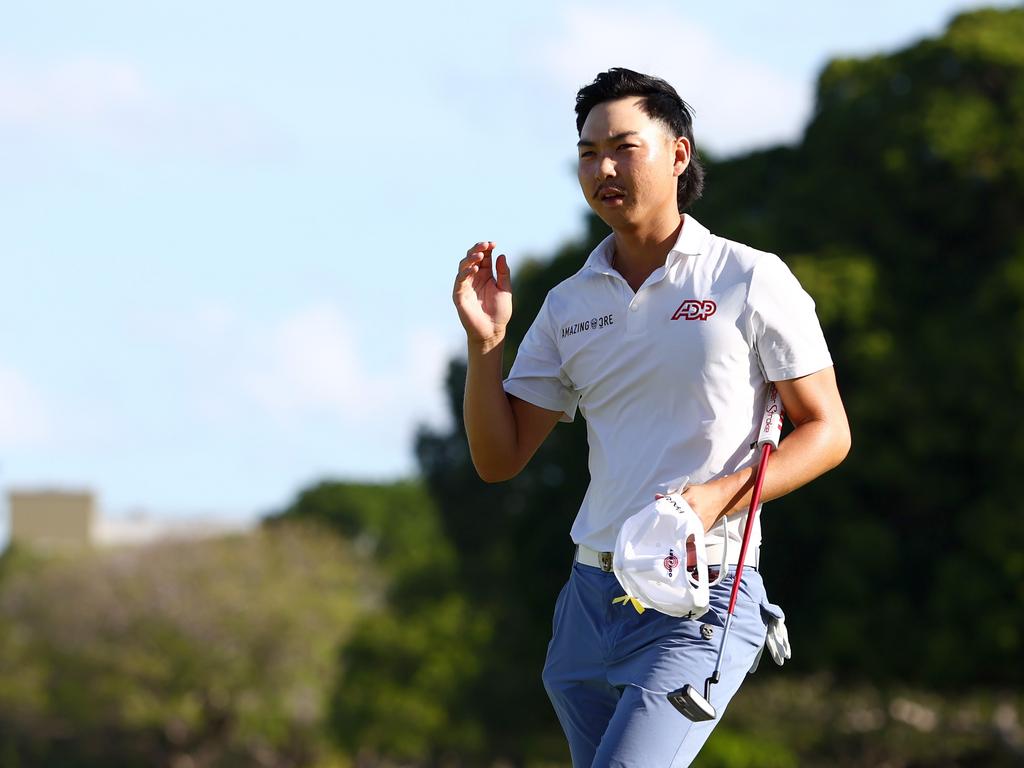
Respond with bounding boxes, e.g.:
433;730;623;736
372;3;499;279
267;480;456;605
0;524;363;768
272;481;494;764
328;591;492;766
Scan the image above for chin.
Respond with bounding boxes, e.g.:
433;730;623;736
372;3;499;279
594;206;638;230
592;209;615;227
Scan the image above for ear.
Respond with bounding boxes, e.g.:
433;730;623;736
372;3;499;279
673;136;691;177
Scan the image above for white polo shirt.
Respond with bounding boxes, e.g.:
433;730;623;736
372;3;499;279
503;214;833;554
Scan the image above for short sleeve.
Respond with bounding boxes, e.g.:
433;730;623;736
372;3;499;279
748;253;834;381
503;295;581;422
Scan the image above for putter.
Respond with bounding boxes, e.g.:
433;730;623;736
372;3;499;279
667;384;784;721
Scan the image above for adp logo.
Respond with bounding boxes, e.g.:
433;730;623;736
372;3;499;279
671;299;717;321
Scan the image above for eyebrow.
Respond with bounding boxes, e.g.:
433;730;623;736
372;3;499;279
577;131;641;148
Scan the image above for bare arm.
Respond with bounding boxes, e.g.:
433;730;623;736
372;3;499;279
454;241;562;482
683;366;851;530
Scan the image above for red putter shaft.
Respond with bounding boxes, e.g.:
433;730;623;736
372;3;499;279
727;442;773;615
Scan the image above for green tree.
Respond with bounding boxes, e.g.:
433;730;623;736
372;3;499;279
268;479;456;605
273;481;494;763
0;524;363;768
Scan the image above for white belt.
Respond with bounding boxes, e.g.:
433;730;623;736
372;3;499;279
576;545;615;571
575;542;760;573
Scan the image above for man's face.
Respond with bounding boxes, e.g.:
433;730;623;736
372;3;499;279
577;97;689;228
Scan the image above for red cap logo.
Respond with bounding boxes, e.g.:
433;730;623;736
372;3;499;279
664;551;680;575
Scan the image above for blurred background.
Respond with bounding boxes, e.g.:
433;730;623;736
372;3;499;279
1;2;1022;766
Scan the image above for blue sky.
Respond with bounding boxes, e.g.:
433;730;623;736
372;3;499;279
0;1;1015;533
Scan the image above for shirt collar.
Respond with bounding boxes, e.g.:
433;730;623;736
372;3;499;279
583;234;617;274
584;214;710;274
671;213;711;257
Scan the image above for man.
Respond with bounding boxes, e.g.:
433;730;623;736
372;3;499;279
452;68;851;766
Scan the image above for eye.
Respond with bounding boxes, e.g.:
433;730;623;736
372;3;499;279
579;151;595;159
618;144;637;151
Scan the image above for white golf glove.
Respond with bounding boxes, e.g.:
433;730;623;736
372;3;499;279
765;614;791;666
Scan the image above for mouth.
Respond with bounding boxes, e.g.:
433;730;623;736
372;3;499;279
598;187;627;205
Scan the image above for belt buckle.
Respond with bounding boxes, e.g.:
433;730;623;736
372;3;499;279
599;551;613;572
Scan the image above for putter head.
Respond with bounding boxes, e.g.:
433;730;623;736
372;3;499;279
667;684;716;722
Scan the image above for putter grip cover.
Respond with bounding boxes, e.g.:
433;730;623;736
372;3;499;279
758;385;784;449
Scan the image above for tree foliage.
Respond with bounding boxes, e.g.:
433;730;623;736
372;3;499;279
271;480;493;764
0;524;363;768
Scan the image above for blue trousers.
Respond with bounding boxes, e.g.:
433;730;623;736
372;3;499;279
542;560;776;767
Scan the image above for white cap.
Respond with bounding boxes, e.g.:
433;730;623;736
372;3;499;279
612;493;711;619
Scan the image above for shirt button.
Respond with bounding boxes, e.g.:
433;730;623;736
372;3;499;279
630;303;639;312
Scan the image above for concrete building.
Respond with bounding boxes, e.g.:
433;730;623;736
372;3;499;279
5;490;254;552
8;490;95;551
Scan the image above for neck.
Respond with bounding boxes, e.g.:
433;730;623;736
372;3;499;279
611;209;684;291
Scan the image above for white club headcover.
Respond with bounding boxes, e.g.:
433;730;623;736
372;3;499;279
613;493;710;619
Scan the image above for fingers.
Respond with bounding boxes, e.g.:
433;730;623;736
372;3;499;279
455;244;488;287
458;241;494;272
455;241;511;298
495;253;511;292
465;241;494;258
457;254;483;274
456;241;503;286
478;244;493;276
454;251;483;305
454;263;478;288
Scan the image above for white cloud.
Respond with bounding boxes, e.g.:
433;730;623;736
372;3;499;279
247;305;376;420
0;366;52;448
0;56;288;158
405;328;453;425
218;304;450;432
0;57;147;127
537;4;813;155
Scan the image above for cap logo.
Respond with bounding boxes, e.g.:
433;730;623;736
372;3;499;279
664;549;679;576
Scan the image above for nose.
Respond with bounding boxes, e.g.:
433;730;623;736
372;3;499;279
596;153;616;180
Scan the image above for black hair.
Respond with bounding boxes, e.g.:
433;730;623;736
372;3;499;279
575;68;705;211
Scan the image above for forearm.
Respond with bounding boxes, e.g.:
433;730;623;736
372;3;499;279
708;416;850;520
463;335;519;482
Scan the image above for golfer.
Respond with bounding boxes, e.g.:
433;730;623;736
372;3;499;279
452;68;851;766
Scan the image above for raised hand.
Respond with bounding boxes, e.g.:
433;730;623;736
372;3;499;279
453;241;513;350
